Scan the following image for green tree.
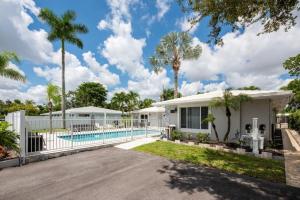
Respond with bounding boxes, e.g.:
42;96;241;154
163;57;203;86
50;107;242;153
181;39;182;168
66;90;77;108
210;90;251;142
0;122;19;159
160;88;182;101
139;98;155;109
202;113;219;142
74;82;107;107
0;51;25;82
127;91;140;111
110;92;128;114
283;53;300;78
238;86;261;90
177;0;300;45
39;9;88;128
281;79;300;111
150;32;201;98
47;83;61;134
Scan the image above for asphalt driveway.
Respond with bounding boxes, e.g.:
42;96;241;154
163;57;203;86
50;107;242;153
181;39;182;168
0;147;299;200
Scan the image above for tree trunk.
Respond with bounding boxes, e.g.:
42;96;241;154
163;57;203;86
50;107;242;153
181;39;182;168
223;106;231;142
61;40;66;129
173;69;179;98
212;122;219;142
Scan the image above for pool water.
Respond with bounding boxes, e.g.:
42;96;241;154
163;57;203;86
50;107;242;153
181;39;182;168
58;129;161;142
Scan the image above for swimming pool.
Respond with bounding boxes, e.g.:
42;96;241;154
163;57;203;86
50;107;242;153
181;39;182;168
58;129;161;142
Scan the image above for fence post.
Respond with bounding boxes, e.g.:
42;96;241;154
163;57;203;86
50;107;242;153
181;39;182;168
145;119;148;137
71;119;73;149
131;116;133;140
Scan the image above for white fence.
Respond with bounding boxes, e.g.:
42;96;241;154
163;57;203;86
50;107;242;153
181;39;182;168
5;111;165;162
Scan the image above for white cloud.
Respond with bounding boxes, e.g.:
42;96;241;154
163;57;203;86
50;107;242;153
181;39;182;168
0;0;53;63
179;81;202;96
181;17;300;90
156;0;170;20
203;82;228;93
97;20;108;30
176;16;199;34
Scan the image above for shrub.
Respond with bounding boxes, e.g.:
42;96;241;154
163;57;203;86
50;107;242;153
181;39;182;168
289;110;300;131
171;130;183;141
196;132;209;143
0;122;19;159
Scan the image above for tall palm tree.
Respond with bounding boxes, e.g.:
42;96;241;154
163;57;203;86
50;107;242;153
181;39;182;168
210;90;251;142
111;92;128;115
47;83;61;134
127;91;140;112
150;32;201;98
0;51;25;82
39;9;88;128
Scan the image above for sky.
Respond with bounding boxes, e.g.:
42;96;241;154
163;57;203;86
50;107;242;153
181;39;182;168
0;0;299;104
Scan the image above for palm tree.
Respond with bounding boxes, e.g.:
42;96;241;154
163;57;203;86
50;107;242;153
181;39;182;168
150;32;201;98
39;9;88;128
160;88;182;101
111;92;128;115
0;51;25;82
47;83;61;134
203;113;219;142
210;90;251;142
127;91;140;112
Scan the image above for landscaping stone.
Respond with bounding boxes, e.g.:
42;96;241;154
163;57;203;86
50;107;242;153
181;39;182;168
202;144;211;148
236;148;246;155
174;140;180;144
215;145;223;150
261;151;273;159
162;138;168;141
188;141;195;146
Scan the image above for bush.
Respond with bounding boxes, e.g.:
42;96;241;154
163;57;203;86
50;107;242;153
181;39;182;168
171;130;183;141
196;133;209;143
0;122;19;159
289;110;300;131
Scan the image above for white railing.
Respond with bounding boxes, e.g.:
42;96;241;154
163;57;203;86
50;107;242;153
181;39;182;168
5;111;166;160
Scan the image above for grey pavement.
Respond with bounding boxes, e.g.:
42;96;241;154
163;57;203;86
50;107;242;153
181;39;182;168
1;147;300;200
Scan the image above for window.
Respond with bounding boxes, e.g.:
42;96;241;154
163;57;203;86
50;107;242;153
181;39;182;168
78;114;90;117
180;106;209;130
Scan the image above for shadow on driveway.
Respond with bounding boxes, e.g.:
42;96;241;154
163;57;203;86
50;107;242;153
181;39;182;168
158;160;300;199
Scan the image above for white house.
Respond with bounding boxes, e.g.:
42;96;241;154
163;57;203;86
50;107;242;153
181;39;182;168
153;90;292;141
131;106;165;127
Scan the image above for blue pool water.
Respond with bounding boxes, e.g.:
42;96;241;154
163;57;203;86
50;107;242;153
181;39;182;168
58;129;161;142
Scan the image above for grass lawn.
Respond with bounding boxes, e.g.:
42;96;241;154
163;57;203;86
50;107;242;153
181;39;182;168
134;141;285;183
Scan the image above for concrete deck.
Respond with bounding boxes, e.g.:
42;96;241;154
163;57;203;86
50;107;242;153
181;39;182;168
1;147;299;200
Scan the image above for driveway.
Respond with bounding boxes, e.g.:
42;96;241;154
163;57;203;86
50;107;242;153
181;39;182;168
0;148;299;200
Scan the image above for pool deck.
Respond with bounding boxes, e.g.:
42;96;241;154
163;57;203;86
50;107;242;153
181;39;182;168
1;147;299;200
115;137;159;149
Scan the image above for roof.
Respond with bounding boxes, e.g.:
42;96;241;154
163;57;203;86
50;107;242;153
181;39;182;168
41;106;122;115
153;90;293;107
132;106;165;114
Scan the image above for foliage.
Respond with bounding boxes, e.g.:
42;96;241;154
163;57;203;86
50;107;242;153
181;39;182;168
281;79;300;111
237;86;261;90
283;53;300;78
139;98;155;109
135;141;285;183
74;82;107;107
0;122;20;158
289;110;300;131
39;8;88;128
47;83;61;109
170;130;183;141
150;32;201;98
160;88;182;101
0;51;25;82
110;91;140;113
196;132;209;143
202;113;219;142
210;90;251;141
177;0;300;45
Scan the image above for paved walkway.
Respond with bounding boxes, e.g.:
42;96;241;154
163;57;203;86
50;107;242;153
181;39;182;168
115;137;159;149
1;147;299;200
282;129;300;188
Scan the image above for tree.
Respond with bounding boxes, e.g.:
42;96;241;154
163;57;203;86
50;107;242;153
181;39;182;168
47;83;61;134
74;82;107;107
281;79;300;111
283;53;300;78
39;9;88;128
210;90;251;142
203;113;219;142
0;51;25;82
160;88;182;101
238;86;261;90
177;0;300;45
66;90;76;109
110;92;128;114
0;122;19;159
150;32;201;98
139;98;155;109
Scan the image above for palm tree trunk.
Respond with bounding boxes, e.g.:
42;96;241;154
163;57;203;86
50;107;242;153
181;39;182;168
49;102;53;135
223;106;231;142
212;122;219;142
174;69;179;98
61;40;66;129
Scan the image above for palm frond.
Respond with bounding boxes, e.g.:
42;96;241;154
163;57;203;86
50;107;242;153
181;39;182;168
62;10;76;22
0;68;26;82
65;35;83;49
73;23;88;33
39;8;59;28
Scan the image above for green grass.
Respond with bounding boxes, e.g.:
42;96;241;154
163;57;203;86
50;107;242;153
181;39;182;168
134;141;285;183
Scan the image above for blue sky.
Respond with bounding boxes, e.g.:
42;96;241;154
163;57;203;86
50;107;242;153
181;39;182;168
0;0;299;104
